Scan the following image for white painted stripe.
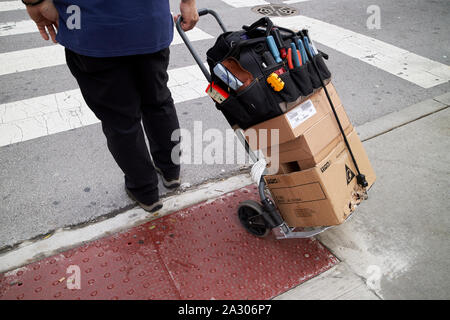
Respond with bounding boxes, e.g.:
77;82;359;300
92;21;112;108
0;63;208;147
172;27;213;45
0;27;212;75
0;45;64;76
0;174;253;274
221;0;269;8
272;15;450;88
0;19;35;37
0;89;96;147
167;63;209;103
0;1;24;12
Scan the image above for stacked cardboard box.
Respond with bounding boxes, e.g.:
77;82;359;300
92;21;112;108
243;83;376;227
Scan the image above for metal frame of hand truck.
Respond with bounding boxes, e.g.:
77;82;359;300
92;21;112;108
176;8;363;239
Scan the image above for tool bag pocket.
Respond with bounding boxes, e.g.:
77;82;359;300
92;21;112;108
237;79;283;128
277;72;301;103
290;64;314;97
308;53;331;89
215;96;252;128
216;78;282;129
313;53;331;82
307;60;321;89
262;63;302;104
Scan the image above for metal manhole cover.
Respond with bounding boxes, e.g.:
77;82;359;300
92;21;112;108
251;4;298;17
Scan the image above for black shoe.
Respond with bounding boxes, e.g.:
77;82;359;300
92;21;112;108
125;187;163;213
154;166;181;189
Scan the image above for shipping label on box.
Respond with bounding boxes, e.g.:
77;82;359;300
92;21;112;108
286;100;317;130
244;87;332;149
244;82;346;151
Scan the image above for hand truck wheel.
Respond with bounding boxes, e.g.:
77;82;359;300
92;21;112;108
237;200;271;238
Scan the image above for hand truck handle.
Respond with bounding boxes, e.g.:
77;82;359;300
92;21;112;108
176;8;228;83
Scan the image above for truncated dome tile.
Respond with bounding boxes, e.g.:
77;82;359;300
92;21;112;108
0;233;180;300
147;185;338;300
0;185;337;300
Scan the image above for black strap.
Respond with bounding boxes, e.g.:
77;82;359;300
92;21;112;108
225;28;293;60
277;26;297;38
318;50;329;60
226;37;266;60
301;32;368;187
242;17;274;37
230;19;296;60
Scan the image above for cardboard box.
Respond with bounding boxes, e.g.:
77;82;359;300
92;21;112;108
264;104;353;171
264;129;376;228
244;83;341;149
279;127;353;172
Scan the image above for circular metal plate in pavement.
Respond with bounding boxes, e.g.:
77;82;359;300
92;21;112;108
251;4;299;17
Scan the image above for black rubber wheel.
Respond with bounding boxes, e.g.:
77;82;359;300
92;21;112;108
238;200;270;238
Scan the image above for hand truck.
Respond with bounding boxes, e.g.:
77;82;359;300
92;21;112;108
176;8;335;239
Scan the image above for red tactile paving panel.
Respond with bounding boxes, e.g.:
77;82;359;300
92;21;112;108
0;185;338;300
0;232;180;300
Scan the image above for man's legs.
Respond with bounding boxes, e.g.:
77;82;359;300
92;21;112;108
65;48;160;206
134;48;181;183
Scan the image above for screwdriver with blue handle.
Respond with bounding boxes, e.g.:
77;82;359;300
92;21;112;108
303;36;315;57
304;36;317;56
302;29;319;56
266;35;282;63
294;35;308;63
308;37;319;55
271;28;287;59
290;42;301;67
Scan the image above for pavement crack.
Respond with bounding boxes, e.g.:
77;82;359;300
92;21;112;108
54;94;64;120
362;105;449;142
11;124;23;144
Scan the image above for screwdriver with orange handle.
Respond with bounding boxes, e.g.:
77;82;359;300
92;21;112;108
287;48;294;70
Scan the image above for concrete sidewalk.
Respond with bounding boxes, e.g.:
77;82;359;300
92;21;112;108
277;93;450;300
0;93;449;300
319;107;450;300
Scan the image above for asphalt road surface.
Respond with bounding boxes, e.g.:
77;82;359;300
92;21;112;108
0;0;449;249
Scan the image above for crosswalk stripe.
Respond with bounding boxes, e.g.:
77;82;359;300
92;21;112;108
0;1;24;12
0;64;209;147
272;15;450;89
0;20;35;37
0;27;212;75
0;45;63;76
221;0;269;8
173;27;213;45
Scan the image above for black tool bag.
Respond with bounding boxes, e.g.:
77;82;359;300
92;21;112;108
206;17;332;129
